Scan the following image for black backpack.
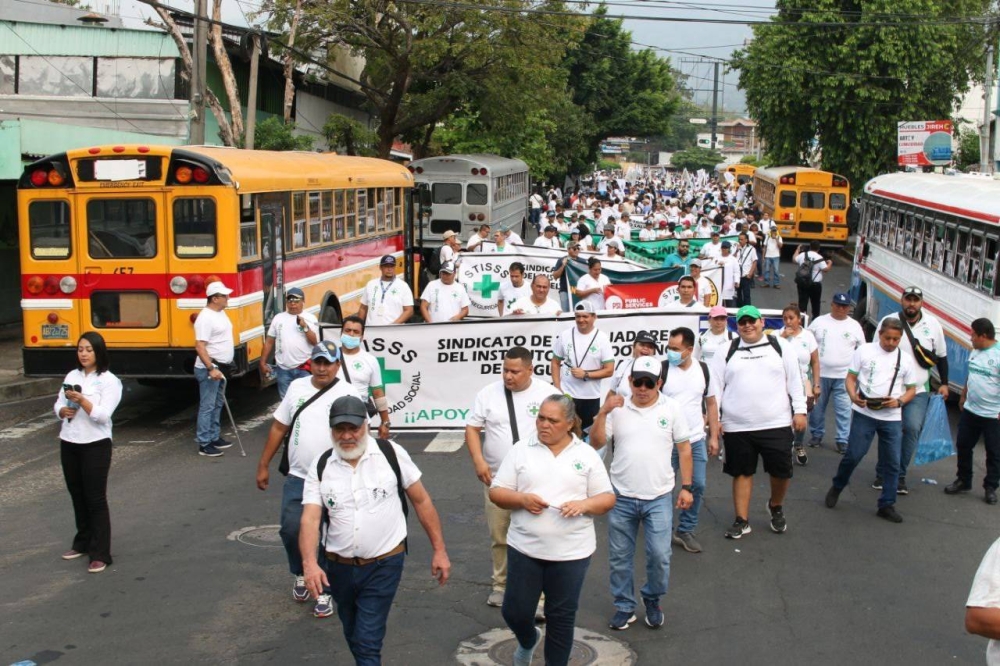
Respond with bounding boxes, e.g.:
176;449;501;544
661;359;711;413
724;334;783;364
425;246;444;276
794;255;817;288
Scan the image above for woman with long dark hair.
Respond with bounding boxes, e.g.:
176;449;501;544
55;332;122;573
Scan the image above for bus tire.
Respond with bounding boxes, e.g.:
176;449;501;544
320;296;342;325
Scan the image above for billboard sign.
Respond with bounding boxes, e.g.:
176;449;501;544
897;120;953;166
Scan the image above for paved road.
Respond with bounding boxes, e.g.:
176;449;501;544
2;258;997;665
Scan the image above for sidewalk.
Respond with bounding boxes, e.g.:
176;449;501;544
0;323;63;402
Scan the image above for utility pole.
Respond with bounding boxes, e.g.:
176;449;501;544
681;58;723;152
245;33;261;150
190;0;209;145
981;40;995;174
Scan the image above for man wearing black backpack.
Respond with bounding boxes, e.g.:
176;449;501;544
708;306;807;539
793;241;832;320
300;395;451;664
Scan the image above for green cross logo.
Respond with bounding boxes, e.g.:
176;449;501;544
573;460;584;471
377;356;402;385
326;497;336;508
473;274;501;298
528;403;540;416
658;417;669;428
353;361;363;371
589;345;598;353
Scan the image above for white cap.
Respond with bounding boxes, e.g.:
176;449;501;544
206;281;233;297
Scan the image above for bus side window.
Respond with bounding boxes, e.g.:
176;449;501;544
308;192;322;245
778;190;796;208
346;189;357;238
28;200;72;259
931;223;945;270
984;236;999;296
969;233;985;290
291;192;307;249
366;188;377;234
955;228;970;283
240;200;258;259
321;191;334;243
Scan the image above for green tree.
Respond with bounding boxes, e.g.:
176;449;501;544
252;116;314;151
732;0;990;186
323;115;377;156
955;126;981;171
670;147;725;171
740;154;766;166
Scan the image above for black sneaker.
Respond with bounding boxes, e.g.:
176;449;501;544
212;437;234;450
944;480;972;495
835;442;847;454
794;446;808;466
766;501;787;533
986;488;998;505
724;517;751;539
877;505;903;523
199;444;224;457
896;477;909;496
807;437;822;449
825;486;842;508
871;477;883;490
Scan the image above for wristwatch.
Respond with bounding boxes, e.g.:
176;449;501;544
681;484;694;493
584;371;590;380
381;422;391;429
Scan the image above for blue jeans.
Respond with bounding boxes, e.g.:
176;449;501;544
671;438;707;534
832;411;902;508
559;290;570;313
898;392;930;480
194;366;225;446
279;475;305;576
764;257;780;286
608;491;672;613
323;552;405;666
809;377;852;445
502;546;590;666
275;366;310;399
530;208;541;231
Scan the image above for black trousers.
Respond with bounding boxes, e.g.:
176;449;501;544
797;282;823;321
573;398;601;435
956;411;1000;490
61;439;113;564
737;277;754;307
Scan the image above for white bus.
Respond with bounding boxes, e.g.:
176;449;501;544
850;172;1000;393
408;154;530;248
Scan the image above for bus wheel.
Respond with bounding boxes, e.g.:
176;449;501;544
320;301;341;325
853;296;866;323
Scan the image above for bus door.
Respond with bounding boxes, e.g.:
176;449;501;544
21;196;79;346
428;180;463;237
77;192;169;346
796;190;827;237
257;194;287;330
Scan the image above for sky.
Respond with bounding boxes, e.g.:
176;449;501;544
107;0;773;115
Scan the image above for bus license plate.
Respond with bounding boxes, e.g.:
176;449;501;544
42;324;69;339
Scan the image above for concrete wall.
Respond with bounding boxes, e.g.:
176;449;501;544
293;91;372;147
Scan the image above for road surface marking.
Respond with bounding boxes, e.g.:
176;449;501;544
424;432;465;453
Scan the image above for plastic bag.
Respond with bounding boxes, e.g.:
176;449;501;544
913;394;955;466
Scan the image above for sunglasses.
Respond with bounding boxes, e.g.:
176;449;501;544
631;377;657;389
903;289;923;298
286;297;303;302
737;317;758;326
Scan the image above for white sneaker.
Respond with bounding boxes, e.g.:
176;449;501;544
313;593;334;618
292;575;309;602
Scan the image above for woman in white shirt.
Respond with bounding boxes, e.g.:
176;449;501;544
778;304;820;467
490;395;615;666
55;332;123;573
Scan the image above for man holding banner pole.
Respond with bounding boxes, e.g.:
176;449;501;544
552;243;582;313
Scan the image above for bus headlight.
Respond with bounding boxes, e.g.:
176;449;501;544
59;276;77;294
170;276;189;294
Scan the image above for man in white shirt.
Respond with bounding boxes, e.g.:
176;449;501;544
575;257;612;311
591;356;695;630
194;281;235;457
419;262;470;322
300;395;450;664
761;227;783;288
718;241;740;307
507;275;562;316
807;292;866;453
255;340;360;618
497;262;532;317
615;214;631;240
966;535;1000;664
792;241;832;320
664;276;705;311
700;231;723;262
695;218;714;239
709;305;807;539
358;255;415;326
735;232;758;307
533;225;561;250
440;230;461;267
874;286;950;494
259;287;319;398
529;190;544;232
337;315;392;439
465;347;562;607
639;219;657;241
663;327;720;553
825;318;917;523
551;301;615;433
596;224;619;254
467;224;491;252
504;225;524;247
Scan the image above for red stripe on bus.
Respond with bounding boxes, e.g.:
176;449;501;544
282;236;404;283
859;264;972;334
869;188;1000;225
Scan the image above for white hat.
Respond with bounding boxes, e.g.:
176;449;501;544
631;356;661;382
442;230;457;240
206;281;233;297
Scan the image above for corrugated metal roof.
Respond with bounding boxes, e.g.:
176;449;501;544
0;3;124;29
0;20;179;57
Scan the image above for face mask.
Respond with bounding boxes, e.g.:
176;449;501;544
340;334;362;350
666;350;684;366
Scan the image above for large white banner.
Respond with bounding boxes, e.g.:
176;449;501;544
322;310;702;430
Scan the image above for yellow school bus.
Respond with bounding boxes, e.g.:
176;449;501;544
716;162;757;184
18;145;414;377
752;166;850;247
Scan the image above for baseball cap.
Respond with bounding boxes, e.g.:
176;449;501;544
286;287;305;300
545;225;558;233
634;330;657;347
379;254;397;267
902;286;923;299
644;219;653;225
570;229;581;236
311;340;340;363
206;281;233;297
442;230;457;240
832;292;851;305
575;301;595;314
546;210;557;217
630;356;661;382
721;241;732;249
604;224;616;232
568;242;582;250
736;305;762;321
439;261;456;274
709;305;728;318
329;395;368;428
690;258;702;268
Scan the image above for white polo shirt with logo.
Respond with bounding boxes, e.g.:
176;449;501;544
808;314;866;380
848;342;917;421
467;378;562;473
267;311;319;369
877;311;947;393
420;279;471;322
360;277;414;326
274;377;361;479
553;326;614;400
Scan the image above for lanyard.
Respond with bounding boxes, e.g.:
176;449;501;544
571;329;600;369
377;279;393;305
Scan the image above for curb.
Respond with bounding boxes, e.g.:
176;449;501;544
0;377;64;402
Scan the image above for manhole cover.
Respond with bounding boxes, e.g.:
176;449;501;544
227;525;283;548
456;627;635;665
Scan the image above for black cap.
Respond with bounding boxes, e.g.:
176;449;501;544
329;395;369;427
902;286;923;299
634;330;657;347
379;255;396;267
